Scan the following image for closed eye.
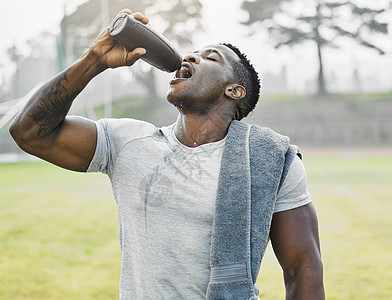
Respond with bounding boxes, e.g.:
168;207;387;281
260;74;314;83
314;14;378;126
206;57;217;61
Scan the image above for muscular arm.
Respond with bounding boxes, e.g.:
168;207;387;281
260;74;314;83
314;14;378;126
9;11;148;172
10;57;101;172
270;203;325;300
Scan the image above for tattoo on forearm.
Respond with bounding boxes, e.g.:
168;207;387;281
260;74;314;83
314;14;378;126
28;68;78;137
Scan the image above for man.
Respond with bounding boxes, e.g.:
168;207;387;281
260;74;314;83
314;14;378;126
10;10;324;300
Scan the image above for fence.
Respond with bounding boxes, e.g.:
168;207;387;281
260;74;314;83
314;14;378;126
1;86;391;164
268;121;392;147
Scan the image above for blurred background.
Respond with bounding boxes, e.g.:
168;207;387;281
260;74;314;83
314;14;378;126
1;0;392;157
0;0;392;299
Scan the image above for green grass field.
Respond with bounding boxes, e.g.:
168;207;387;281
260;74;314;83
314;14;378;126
1;149;391;299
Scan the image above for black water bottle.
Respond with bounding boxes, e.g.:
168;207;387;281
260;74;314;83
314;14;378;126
109;12;182;73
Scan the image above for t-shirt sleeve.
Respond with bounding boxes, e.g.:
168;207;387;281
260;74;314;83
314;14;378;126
86;118;115;175
274;155;312;213
86;118;157;176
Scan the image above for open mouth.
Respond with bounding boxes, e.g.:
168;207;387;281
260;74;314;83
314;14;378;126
174;62;193;80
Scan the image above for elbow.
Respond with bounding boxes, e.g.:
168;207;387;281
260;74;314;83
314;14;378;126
284;259;325;299
9;119;23;146
9;118;35;153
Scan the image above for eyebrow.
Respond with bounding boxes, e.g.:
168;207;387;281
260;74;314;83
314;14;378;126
194;49;223;58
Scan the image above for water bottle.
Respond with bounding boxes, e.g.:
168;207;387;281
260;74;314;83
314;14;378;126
109;12;182;73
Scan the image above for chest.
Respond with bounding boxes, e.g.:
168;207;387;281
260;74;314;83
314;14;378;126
110;138;223;232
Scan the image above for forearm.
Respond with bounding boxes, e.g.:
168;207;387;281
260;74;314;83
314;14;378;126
8;11;146;171
284;263;325;300
10;52;104;144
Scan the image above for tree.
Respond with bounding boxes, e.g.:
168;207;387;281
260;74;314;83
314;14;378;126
58;0;203;106
241;0;391;96
7;44;21;99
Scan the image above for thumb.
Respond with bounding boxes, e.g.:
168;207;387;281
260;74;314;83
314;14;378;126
125;47;146;66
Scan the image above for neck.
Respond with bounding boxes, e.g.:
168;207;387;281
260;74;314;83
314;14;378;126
173;102;234;147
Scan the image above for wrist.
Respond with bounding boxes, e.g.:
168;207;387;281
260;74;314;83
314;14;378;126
78;49;108;78
62;51;106;91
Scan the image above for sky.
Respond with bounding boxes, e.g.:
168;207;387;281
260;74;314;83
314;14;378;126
0;1;65;51
1;0;392;94
0;0;83;80
0;1;246;68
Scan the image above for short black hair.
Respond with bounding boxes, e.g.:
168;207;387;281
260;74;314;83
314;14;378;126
220;43;261;120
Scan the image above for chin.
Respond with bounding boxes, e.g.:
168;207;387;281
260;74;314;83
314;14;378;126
166;90;177;104
166;96;185;113
166;84;223;115
165;91;183;111
166;87;187;104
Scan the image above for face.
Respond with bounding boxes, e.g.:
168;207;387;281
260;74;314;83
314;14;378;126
166;44;241;115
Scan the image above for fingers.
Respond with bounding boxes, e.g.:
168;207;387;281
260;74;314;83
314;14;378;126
116;9;149;25
119;8;132;15
133;12;149;24
125;47;147;66
133;47;147;56
96;27;109;41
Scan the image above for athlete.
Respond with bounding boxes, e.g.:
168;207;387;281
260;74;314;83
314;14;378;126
10;9;324;300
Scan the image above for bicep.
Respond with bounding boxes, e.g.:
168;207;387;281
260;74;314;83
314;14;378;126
270;203;322;276
30;116;97;172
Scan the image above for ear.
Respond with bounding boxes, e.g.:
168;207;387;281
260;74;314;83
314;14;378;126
225;84;246;100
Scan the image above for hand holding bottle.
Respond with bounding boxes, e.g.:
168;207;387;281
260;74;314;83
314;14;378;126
89;9;149;71
109;10;182;72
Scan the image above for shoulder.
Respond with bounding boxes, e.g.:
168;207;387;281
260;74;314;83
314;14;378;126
279;155;310;198
250;123;289;144
96;117;157;132
87;118;163;174
275;155;312;212
232;121;290;154
95;118;160;142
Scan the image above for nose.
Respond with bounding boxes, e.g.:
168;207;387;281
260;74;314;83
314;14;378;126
183;54;199;64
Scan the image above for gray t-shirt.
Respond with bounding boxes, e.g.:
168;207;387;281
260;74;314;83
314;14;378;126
87;118;311;299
